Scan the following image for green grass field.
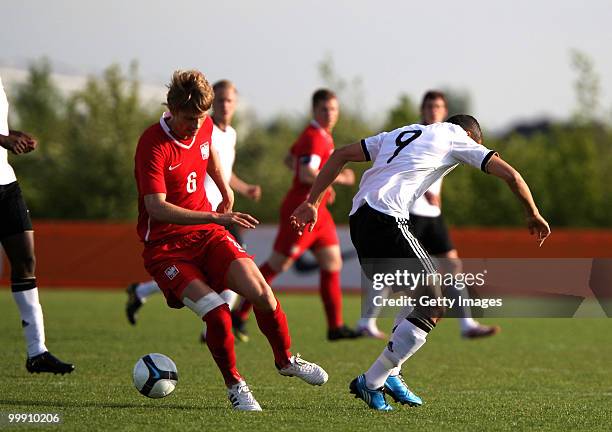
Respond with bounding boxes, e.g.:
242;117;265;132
1;290;611;431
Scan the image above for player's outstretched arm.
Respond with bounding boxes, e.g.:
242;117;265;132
333;167;356;186
298;162;355;186
485;155;551;246
230;173;262;202
290;142;366;233
143;193;258;229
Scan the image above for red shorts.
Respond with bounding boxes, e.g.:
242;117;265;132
273;195;339;259
142;227;252;309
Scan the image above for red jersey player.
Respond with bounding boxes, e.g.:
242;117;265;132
134;70;327;411
232;89;360;341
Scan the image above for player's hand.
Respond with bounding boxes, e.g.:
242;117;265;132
424;191;441;208
290;202;318;234
327;186;336;205
338;168;355;186
214;211;259;229
246;184;262;202
216;190;235;213
1;130;37;155
527;213;551;247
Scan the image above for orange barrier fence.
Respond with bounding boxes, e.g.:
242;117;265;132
1;221;611;289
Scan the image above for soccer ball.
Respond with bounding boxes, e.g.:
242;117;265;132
133;353;178;398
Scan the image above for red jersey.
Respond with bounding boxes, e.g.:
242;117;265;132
135;114;216;243
287;120;334;203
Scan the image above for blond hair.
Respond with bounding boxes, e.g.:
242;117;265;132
166;70;214;113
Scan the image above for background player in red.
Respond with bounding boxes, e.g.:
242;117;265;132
134;70;327;411
232;89;360;341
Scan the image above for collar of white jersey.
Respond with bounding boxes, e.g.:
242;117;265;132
310;120;332;139
159;112;197;149
212;120;235;135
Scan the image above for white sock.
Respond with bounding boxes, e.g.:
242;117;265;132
12;284;47;357
459;317;479;332
135;280;161;302
446;282;479;332
364;320;427;390
220;290;239;310
357;317;377;329
362;284;391;320
385;306;417;372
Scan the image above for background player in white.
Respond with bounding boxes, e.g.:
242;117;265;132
291;114;550;410
355;91;500;338
0;75;74;374
126;80;261;327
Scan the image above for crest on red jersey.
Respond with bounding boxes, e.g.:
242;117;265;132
200;141;210;160
164;265;180;280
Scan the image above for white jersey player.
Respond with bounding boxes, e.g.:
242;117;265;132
0;75;75;374
291;114;550;410
126;80;261;332
357;91;500;338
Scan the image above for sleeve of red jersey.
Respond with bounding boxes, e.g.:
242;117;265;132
135;138;168;195
294;132;329;170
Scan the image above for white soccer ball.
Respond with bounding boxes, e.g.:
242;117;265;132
133;353;178;398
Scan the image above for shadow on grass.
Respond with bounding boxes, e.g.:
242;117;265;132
0;398;367;413
0;399;227;411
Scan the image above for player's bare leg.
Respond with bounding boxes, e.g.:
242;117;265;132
181;278;260;411
226;258;328;385
312;245;361;340
2;231;74;375
438;249;500;338
231;251;294;341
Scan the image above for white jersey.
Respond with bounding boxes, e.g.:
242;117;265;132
0;76;17;185
204;123;237;210
350;122;496;219
409;178;442;217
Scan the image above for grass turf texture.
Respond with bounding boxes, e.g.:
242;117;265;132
0;290;610;431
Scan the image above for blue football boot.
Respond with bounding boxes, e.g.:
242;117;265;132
349;374;393;411
384;373;423;407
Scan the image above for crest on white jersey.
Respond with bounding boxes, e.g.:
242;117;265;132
200;141;210;160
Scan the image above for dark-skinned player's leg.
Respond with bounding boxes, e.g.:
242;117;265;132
2;231;74;374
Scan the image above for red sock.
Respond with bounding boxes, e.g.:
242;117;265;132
253;299;292;368
203;304;242;386
234;262;278;322
320;270;343;330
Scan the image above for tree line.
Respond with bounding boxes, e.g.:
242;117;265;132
7;54;612;227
